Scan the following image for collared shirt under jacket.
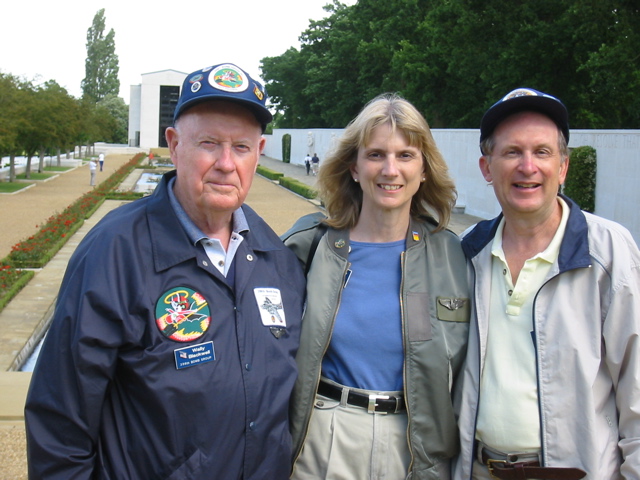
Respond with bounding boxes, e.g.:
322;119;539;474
452;195;640;480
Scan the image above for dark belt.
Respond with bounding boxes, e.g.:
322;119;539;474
479;445;586;480
317;380;405;414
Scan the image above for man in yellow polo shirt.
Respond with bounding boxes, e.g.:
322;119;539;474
453;88;640;479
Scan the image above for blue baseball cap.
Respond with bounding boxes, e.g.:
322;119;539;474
480;88;569;148
173;63;272;130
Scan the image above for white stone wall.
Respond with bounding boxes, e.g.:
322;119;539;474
264;128;640;244
264;128;345;167
128;85;141;147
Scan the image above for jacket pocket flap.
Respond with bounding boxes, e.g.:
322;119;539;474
436;297;469;322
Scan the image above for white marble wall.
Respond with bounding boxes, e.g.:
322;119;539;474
264;128;640;244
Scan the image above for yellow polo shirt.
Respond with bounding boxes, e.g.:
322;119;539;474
476;198;569;452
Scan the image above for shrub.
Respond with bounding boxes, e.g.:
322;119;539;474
282;134;291;163
564;146;596;212
256;165;284;181
0;263;34;311
278;176;318;199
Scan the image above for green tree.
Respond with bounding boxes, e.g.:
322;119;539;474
572;1;640;128
81;9;120;102
98;94;128;144
262;48;308;127
297;0;363;127
32;81;78;172
75;99;122;154
0;73;27;181
262;1;363;128
261;0;640;129
564;146;596;212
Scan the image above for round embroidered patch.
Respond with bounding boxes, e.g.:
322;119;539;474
209;63;249;93
189;73;204;83
155;287;211;342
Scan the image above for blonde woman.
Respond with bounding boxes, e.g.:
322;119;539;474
283;93;470;479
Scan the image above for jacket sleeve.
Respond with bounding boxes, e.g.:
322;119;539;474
24;241;130;478
605;241;640;478
281;212;326;268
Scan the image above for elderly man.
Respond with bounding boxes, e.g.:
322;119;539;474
453;88;640;479
25;63;306;479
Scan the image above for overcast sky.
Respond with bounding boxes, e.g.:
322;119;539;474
2;0;356;104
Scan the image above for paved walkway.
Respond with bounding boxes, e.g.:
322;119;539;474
0;154;136;260
0;152;482;479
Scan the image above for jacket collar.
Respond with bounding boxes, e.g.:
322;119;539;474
462;194;591;272
148;170;281;272
326;215;438;259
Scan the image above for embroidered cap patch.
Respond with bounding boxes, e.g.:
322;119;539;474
155;287;211;342
209;64;249;93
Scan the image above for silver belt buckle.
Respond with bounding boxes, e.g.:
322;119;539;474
367;394;389;414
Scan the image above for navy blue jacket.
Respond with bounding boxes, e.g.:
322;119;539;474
25;171;306;479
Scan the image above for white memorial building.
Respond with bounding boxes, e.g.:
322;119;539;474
128;69;187;149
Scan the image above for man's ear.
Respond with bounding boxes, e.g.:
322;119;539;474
165;127;179;167
559;155;570;185
479;155;492;183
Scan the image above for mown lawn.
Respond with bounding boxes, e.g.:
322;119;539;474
0;182;33;193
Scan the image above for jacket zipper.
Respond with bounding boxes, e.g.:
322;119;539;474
400;250;415;474
468;258;481;480
292;260;351;465
532;267;576;466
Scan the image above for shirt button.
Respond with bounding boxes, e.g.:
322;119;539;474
246;254;254;262
245;363;252;371
218;260;225;267
503;269;507;275
508;289;513;296
202;260;208;267
249;422;256;431
315;400;324;407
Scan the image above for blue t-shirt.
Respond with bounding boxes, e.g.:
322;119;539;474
321;239;405;391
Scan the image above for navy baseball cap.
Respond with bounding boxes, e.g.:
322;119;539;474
173;63;272;130
480;88;569;147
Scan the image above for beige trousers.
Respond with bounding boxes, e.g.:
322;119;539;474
291;385;410;480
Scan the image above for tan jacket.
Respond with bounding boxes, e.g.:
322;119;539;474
453;195;640;479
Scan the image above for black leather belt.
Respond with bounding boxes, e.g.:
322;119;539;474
478;444;586;480
317;380;405;414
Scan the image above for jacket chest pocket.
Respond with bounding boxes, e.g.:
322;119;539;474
405;292;432;342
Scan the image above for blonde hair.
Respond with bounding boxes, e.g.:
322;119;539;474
318;93;457;231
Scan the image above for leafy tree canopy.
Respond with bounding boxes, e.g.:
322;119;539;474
261;0;640;129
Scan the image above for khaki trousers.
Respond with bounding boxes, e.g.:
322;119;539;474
292;386;410;480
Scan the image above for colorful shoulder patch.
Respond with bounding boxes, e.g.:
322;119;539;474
155;287;211;342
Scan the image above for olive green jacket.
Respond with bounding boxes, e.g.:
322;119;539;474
282;213;470;479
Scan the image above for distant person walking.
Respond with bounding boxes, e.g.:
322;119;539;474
98;153;105;171
305;154;311;175
89;159;97;186
311;153;320;176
